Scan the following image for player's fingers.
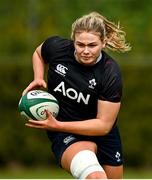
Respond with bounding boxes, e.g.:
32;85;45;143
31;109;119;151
28;119;44;124
22;81;38;95
45;110;52;118
22;85;33;96
25;123;44;129
22;81;47;96
25;119;45;127
22;88;29;96
42;81;47;89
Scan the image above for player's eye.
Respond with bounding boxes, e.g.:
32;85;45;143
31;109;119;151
88;44;97;47
77;43;85;47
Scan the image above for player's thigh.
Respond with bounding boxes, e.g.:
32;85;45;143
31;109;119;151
61;141;97;171
103;164;123;179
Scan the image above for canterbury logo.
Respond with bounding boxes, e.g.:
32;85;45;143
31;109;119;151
55;64;68;76
63;135;76;145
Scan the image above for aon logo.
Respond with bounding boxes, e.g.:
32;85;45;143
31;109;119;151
54;81;90;105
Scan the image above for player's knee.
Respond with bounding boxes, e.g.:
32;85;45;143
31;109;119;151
70;150;106;179
86;171;107;179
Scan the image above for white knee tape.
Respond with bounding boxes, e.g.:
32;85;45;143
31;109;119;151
70;150;104;179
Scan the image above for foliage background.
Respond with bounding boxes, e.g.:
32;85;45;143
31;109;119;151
0;0;152;171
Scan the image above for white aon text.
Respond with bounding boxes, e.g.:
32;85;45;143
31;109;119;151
54;81;90;105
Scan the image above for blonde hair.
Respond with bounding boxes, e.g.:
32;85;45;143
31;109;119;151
71;12;131;52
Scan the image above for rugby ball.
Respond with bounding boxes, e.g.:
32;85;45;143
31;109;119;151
18;90;59;120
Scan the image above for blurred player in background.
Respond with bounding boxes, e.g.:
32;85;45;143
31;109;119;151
23;12;131;179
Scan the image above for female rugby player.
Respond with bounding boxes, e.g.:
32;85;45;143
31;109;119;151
23;12;131;179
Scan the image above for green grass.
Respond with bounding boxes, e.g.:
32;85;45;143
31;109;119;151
0;166;72;179
124;168;152;179
0;166;152;179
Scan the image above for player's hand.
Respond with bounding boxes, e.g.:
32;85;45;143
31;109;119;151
25;110;59;131
22;79;47;95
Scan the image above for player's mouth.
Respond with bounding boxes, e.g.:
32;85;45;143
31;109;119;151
82;56;92;60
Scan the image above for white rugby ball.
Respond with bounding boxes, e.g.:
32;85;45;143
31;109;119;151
18;90;59;120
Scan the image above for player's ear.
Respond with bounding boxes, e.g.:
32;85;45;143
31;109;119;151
102;38;107;48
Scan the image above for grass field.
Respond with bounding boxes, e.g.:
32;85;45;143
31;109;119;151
0;166;152;179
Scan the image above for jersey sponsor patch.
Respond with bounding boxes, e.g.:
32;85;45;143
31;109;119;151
54;81;91;105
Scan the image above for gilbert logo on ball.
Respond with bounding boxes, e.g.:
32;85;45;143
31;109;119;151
18;90;59;120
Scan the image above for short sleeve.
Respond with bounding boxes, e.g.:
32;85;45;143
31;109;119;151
99;60;122;102
41;36;60;63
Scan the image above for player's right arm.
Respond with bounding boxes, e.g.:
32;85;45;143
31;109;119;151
22;44;47;95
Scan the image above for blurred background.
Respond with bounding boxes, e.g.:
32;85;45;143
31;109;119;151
0;0;152;178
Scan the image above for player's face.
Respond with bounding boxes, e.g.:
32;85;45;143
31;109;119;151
74;31;105;66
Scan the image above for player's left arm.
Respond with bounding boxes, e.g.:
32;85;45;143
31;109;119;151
56;100;121;136
25;99;120;136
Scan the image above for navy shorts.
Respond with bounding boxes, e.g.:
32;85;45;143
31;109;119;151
46;126;123;166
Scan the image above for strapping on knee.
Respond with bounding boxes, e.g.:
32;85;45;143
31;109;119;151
70;150;105;179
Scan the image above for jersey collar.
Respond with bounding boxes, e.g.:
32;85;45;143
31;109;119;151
96;52;102;64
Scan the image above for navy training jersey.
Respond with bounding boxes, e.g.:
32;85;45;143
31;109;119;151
41;36;122;122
